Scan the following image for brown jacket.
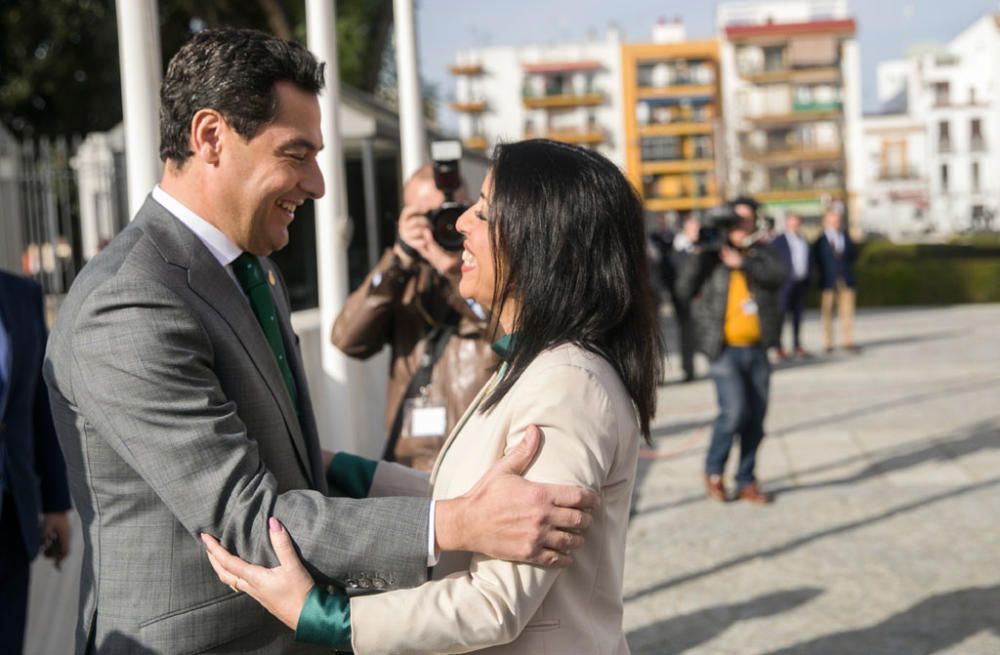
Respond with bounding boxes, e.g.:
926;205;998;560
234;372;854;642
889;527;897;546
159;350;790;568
331;249;497;471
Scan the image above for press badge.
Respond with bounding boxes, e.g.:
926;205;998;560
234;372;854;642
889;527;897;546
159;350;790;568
742;298;759;316
402;393;448;439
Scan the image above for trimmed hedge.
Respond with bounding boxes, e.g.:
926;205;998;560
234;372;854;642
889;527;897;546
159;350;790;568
808;240;1000;307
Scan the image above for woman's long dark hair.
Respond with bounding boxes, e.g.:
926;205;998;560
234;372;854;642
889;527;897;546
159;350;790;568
480;139;663;439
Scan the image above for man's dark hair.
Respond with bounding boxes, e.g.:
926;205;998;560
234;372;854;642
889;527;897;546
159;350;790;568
159;27;325;165
480;139;663;439
730;195;760;215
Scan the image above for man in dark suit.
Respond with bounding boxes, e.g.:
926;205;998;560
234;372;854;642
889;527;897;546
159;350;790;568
813;207;858;353
770;212;811;358
44;28;594;653
0;270;72;653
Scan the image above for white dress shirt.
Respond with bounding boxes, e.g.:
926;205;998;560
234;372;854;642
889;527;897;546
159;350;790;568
824;228;844;255
151;185;439;564
787;232;809;281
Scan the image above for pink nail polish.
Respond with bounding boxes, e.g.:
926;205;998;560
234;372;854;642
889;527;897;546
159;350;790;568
269;517;280;533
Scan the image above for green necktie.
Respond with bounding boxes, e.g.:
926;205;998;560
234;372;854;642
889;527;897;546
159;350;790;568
232;253;298;413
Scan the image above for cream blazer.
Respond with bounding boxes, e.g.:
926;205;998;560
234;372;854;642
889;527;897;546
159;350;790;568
351;343;640;654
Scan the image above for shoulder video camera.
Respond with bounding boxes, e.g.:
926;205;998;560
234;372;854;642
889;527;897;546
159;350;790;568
428;141;468;252
697;206;743;252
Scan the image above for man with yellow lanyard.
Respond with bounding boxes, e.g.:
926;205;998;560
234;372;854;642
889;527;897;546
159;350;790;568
675;197;786;504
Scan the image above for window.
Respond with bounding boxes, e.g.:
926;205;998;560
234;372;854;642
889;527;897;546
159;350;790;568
940;163;949;191
938;121;951;153
763;46;784;72
933;81;950;107
640;136;682;162
972;162;980;192
971;118;984;151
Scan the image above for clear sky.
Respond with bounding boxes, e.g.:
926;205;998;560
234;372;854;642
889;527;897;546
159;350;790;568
415;0;999;131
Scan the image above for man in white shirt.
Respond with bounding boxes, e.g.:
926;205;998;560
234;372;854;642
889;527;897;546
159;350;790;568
770;212;812;358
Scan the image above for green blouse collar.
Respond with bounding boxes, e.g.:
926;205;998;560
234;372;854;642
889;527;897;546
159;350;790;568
491;333;518;360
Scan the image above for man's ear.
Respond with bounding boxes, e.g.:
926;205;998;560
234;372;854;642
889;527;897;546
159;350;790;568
190;109;225;165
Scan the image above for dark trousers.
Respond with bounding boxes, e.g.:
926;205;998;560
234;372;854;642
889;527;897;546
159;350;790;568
671;295;695;379
1;494;31;654
706;345;771;487
779;279;809;349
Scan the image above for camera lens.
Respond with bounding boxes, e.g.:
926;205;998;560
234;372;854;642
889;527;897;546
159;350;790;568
430;203;467;251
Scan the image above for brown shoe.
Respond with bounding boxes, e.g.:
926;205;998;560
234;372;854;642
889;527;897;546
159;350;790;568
705;475;727;502
737;482;772;504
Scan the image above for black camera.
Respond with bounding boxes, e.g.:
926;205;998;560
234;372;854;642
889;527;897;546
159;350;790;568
697;206;743;251
427;141;468;252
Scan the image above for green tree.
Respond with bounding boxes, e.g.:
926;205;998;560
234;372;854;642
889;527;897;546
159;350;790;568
0;0;395;138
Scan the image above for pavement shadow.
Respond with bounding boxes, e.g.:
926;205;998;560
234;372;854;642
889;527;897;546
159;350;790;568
770;375;1000;438
625;475;1000;603
634;413;1000;519
759;584;1000;655
626;587;824;655
651;419;710;440
770;418;1000;496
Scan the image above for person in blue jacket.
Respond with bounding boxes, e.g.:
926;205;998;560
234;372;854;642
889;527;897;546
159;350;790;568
0;270;72;653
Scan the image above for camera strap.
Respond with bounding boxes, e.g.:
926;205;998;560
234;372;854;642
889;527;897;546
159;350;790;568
382;323;457;461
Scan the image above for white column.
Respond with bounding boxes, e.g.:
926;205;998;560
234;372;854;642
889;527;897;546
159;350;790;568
393;0;427;179
306;0;365;453
115;0;162;218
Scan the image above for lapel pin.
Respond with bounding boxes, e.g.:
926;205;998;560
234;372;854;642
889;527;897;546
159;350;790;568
268;270;276;287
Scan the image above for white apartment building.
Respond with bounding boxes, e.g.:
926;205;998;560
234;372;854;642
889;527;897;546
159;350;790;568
716;0;864;233
862;12;1000;236
449;28;626;166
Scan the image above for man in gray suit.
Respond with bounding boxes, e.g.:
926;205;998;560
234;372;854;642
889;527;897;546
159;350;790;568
44;28;595;654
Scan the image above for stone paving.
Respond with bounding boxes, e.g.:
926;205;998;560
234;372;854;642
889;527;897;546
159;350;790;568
625;304;1000;654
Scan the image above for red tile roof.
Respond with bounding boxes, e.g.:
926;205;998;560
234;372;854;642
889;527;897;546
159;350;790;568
725;18;856;39
522;60;603;74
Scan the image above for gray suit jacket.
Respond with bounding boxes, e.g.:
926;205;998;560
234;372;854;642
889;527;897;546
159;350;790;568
44;197;430;654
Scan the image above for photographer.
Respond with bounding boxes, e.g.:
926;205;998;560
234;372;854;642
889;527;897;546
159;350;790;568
331;160;496;471
675;197;786;504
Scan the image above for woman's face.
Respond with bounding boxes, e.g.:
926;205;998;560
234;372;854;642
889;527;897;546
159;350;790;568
456;170;499;311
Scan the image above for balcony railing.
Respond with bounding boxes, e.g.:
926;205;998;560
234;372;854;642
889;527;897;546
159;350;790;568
523;128;605;146
743;143;842;162
449;99;487;113
449;63;483;75
971;137;987;152
877;168;922;181
522;92;604;109
938;139;953;154
463;135;488;151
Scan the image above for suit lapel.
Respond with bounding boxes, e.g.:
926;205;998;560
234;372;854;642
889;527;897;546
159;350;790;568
137;199;315;486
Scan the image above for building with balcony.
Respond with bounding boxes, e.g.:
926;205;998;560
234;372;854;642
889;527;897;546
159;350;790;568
859;112;929;239
448;28;626;166
717;0;863;232
863;11;1000;235
622;19;723;216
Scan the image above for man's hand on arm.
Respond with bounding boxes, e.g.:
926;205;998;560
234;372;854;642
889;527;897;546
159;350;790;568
433;426;598;567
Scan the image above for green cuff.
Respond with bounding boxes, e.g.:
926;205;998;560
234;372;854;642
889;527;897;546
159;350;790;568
295;585;352;649
327;452;378;498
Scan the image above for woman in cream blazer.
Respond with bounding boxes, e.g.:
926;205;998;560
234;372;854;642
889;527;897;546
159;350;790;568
204;139;663;654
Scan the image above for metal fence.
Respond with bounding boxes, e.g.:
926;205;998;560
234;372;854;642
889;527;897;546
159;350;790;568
0;129;128;296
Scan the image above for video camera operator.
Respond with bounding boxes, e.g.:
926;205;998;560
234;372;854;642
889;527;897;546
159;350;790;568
675;196;786;504
331;143;497;471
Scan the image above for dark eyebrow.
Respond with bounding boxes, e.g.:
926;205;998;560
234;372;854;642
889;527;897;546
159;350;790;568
276;138;322;154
